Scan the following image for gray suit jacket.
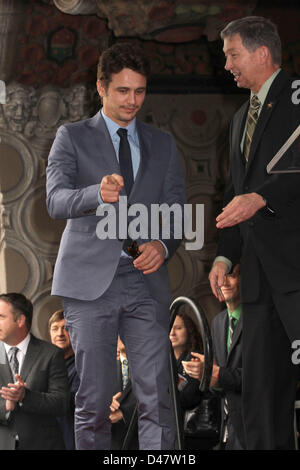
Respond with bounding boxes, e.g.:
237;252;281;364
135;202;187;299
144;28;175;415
0;335;69;450
46;111;186;302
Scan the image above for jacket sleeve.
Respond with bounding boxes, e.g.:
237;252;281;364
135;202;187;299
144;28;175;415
177;358;202;410
218;366;242;393
19;348;70;417
119;388;137;425
157;133;186;260
216;165;242;266
46;125;99;220
0;399;9;425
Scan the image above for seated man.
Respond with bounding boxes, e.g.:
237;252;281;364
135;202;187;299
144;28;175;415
0;293;69;450
49;309;79;450
183;264;244;449
110;336;138;450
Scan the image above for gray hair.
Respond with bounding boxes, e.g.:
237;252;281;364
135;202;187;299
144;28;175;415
220;16;281;66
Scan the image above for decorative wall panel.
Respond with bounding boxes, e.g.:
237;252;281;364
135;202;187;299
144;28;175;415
0;82;95;338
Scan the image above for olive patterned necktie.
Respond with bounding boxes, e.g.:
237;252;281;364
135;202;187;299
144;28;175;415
244;94;261;163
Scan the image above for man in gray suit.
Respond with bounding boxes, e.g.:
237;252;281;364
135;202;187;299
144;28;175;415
0;293;69;450
46;42;186;450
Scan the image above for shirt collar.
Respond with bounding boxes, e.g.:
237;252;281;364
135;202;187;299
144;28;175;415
4;333;31;356
101;108;137;143
119;353;128;364
227;304;242;323
252;68;281;108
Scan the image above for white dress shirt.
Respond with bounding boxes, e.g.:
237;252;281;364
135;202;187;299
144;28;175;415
4;333;31;377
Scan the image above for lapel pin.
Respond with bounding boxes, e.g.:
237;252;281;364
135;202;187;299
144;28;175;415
267;102;273;109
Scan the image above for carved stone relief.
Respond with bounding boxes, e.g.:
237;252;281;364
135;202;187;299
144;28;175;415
0;82;94;338
0;0;27;81
53;0;257;41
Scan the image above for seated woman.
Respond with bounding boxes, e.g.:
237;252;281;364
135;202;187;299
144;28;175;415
170;311;219;450
170;312;203;412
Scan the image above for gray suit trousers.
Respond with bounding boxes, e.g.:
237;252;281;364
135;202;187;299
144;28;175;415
62;258;174;450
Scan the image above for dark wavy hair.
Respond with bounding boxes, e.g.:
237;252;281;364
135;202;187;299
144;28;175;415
177;311;203;354
0;293;33;331
97;42;151;89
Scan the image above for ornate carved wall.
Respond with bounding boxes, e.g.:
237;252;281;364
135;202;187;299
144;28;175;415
0;0;298;339
0;82;96;339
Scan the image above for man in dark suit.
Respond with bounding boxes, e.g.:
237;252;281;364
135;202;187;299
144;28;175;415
184;264;243;450
208;16;300;449
49;309;80;450
0;293;69;450
110;337;138;450
46;42;186;450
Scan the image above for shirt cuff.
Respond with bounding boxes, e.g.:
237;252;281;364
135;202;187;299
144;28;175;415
153;240;169;260
97;185;103;205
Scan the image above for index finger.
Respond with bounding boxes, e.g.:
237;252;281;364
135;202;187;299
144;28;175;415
190;352;204;361
110;173;124;187
102;174;123;188
209;264;226;300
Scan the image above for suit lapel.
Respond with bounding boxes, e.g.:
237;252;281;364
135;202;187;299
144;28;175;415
219;311;229;365
20;335;40;381
87;111;121;176
245;70;290;174
0;342;13;384
129;120;152;202
232;103;248;175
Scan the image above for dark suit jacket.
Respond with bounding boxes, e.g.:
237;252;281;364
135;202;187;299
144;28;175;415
211;309;244;449
0;335;69;450
57;354;80;450
217;70;300;331
111;359;138;450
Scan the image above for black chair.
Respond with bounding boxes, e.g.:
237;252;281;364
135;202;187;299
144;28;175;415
121;295;214;450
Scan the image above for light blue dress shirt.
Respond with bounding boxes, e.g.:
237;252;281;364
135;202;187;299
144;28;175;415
97;109;168;259
97;109;140;204
101;108;140;180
